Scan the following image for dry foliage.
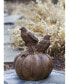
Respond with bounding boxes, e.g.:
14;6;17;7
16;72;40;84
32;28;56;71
8;0;65;56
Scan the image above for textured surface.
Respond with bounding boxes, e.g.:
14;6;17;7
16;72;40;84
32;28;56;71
4;46;23;62
4;14;22;62
4;24;16;62
4;69;65;84
4;13;8;17
14;53;53;80
4;25;15;35
4;25;15;44
4;15;22;24
4;35;11;44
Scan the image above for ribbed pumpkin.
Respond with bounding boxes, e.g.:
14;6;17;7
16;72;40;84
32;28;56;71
14;28;53;80
14;53;53;80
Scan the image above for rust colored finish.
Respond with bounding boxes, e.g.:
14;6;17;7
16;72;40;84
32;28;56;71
20;27;38;47
14;27;53;80
14;53;53;80
36;35;51;53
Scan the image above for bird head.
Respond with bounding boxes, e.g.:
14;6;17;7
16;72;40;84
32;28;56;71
44;35;51;40
20;27;27;32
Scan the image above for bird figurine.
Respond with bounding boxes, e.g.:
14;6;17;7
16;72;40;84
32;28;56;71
36;35;51;53
20;27;38;52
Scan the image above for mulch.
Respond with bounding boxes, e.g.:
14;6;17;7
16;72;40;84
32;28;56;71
53;57;65;71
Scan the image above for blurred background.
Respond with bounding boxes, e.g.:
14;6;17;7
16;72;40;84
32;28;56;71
4;0;65;71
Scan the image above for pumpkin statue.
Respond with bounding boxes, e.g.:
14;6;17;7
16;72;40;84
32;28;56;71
14;27;53;81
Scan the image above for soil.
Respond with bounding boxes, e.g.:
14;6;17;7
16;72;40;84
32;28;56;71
53;57;65;71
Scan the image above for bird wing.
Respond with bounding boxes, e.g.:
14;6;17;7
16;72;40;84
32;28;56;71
37;40;50;51
28;32;38;42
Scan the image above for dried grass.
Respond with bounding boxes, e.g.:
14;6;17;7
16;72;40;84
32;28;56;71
8;0;65;56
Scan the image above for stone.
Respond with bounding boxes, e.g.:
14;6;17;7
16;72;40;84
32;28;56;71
4;15;22;24
4;70;65;84
4;81;8;84
4;0;36;3
4;35;11;44
4;46;23;62
4;25;15;35
4;13;8;17
4;9;8;13
51;0;58;4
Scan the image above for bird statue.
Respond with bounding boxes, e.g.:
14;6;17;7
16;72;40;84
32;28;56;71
20;27;38;52
36;35;51;53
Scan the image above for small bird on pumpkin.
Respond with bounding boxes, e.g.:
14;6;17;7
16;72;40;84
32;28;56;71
36;35;51;53
20;27;38;52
